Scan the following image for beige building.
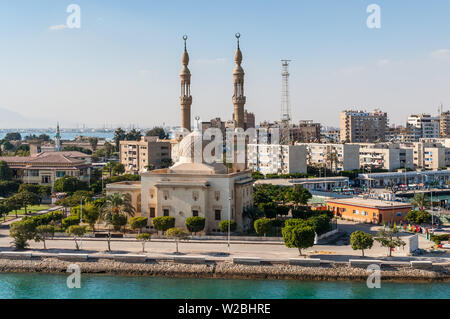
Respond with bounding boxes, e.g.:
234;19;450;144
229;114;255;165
0;151;91;187
299;143;360;172
107;34;255;234
358;143;414;171
120;136;172;174
247;144;307;175
440;110;450;137
340;109;388;143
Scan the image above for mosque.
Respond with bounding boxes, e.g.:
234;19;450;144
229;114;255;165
106;34;254;233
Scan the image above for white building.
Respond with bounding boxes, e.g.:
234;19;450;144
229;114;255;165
298;143;360;172
247;144;307;175
358;143;414;171
406;114;440;141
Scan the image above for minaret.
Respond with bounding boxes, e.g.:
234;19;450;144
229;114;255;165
55;122;62;151
232;33;246;129
180;35;192;132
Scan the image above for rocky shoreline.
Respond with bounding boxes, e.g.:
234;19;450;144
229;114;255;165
0;258;449;282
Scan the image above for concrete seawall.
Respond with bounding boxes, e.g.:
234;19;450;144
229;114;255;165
0;257;448;283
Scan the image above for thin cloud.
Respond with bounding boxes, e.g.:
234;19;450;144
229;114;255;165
430;49;450;60
49;24;68;31
377;59;390;67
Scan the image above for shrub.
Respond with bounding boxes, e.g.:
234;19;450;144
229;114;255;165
185;216;206;235
111;214;128;231
66;225;87;250
219;219;237;233
10;219;36;249
254;218;273;236
136;233;152;252
305;214;332;236
62;216;80;229
129;217;148;234
152;216;175;234
166;227;189;254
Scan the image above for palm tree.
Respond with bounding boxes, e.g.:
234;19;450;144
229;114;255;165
100;193;136;251
410;193;430;211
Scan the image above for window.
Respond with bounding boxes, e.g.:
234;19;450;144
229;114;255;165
163;209;169;217
396;212;402;216
150;207;156;218
193;191;199;201
56;171;65;178
192;210;199;217
215;210;221;220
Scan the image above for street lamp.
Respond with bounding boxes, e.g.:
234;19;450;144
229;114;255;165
227;194;232;254
80;196;85;223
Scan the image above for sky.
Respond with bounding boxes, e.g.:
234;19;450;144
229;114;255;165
0;0;450;129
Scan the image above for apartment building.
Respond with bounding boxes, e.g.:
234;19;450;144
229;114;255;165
406;114;440;141
401;140;449;170
247;144;307;175
340;109;388;143
358;143;414;171
120;136;172;174
298;143;360;172
440;111;450;137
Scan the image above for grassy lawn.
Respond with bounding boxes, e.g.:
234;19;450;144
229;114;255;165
8;204;51;215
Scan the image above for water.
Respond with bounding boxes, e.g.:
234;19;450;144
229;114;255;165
0;273;448;299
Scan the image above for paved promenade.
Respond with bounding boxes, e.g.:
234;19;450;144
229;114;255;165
0;220;446;263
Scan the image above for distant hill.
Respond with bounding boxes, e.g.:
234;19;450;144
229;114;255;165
0;108;57;128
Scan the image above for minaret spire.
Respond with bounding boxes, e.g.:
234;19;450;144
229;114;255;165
232;33;246;129
55;122;62;151
180;35;192;132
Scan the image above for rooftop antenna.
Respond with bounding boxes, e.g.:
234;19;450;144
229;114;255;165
280;59;292;144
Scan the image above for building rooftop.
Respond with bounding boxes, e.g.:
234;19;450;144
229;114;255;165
326;197;412;209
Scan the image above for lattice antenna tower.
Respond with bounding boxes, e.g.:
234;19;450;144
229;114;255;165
280;59;292;144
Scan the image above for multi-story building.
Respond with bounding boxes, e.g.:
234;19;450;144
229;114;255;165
0;151;91;186
299;143;360;172
247;144;307;175
298;120;321;142
440;110;450;137
358;143;414;171
322;129;340;143
120;136;172;174
340;109;388;143
400;140;449;170
406;114;440;141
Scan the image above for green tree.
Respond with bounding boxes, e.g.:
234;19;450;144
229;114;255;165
66;225;87;250
129;216;148;234
136;233;151;252
5;196;21;218
125;129;142;141
10;219;36;249
34;225;55;250
82;202;100;233
14;190;40;215
166;227;189;254
0;202;9;222
375;228;406;257
54;176;89;194
410;193;430;211
4;132;21;141
111;213;128;231
350;231;374;257
146;127;168;139
88;137;99;151
405;210;432;224
152;216;175;235
185;216;206;235
0;161;12;180
254;218;273;237
282;225;315;256
287;185;312;209
219;219;237;234
114;128;126;152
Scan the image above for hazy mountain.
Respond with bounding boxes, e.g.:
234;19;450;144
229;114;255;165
0;108;61;128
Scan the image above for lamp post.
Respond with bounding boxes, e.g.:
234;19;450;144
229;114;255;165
228;195;232;254
80;196;84;223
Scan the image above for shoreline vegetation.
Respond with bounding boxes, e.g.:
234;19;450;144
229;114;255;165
0;258;448;283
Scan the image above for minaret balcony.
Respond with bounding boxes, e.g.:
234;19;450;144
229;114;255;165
232;96;246;104
180;96;192;104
